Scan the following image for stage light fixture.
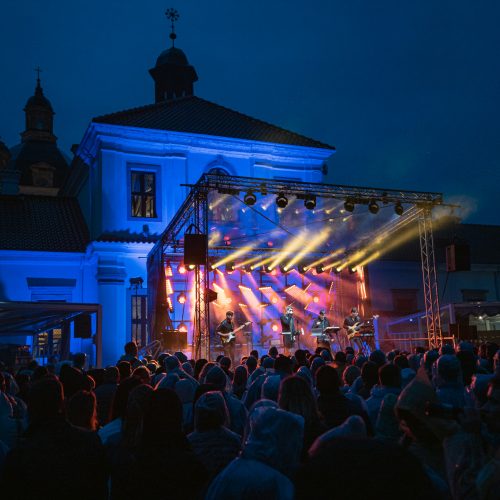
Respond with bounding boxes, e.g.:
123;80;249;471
279;263;290;274
164;262;173;277
344;199;355;212
244;191;257;206
315;265;325;274
271;294;279;304
333;267;342;274
265;264;273;273
395;202;404;216
276;192;288;208
178;263;187;274
178;322;188;333
271;322;279;332
368;200;379;214
298;263;309;274
177;292;186;304
349;266;357;274
226;262;235;274
188;264;195;270
304;195;316;210
312;294;320;303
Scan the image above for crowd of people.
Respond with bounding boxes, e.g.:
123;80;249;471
0;339;499;499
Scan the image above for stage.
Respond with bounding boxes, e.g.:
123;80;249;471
147;173;446;358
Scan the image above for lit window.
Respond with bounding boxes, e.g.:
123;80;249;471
131;171;156;218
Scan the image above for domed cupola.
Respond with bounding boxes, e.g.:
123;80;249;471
22;69;56;144
149;9;198;103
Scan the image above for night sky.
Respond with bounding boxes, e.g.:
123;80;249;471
1;0;499;224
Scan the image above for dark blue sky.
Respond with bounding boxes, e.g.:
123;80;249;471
1;0;499;224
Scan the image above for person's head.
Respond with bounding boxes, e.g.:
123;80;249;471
124;341;138;357
319;310;325;318
274;355;293;375
343;365;361;387
198;362;216;384
250;350;259;359
73;352;87;370
393;355;409;370
194;390;229;431
123;384;154;446
369;350;387;367
361;361;379;387
164;355;181;373
268;346;279;359
286;306;293;315
245;355;258;374
194;358;208;380
67;390;97;431
233;365;248;386
379;363;401;388
354;354;368;368
350;307;358;318
205;365;229;392
225;310;234;321
278;375;319;424
261;375;281;401
220;356;231;371
174;351;188;363
316;365;340;395
132;365;151;385
435;354;461;385
294;349;308;367
117;360;132;380
110;376;142;421
103;366;120;385
334;351;347;364
28;377;64;422
59;364;85;399
32;366;49;382
142;388;183;445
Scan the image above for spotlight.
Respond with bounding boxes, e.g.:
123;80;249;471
271;322;279;332
315;265;325;274
188;264;195;270
226;262;235;274
276;192;288;208
265;264;273;273
271;294;279;304
344;199;355;212
177;292;186;304
244;191;257;206
279;263;290;274
298;263;308;274
178;263;187;274
333;267;342;274
304;195;316;210
395;202;404;216
349;266;357;274
368;200;379;214
164;262;173;277
178;322;188;333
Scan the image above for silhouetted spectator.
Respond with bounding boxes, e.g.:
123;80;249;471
94;366;119;426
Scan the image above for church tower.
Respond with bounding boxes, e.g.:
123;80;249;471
149;9;198;103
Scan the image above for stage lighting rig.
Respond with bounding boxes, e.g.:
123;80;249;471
304;194;316;210
344;199;355;212
368;200;379;214
276;192;288;208
315;265;325;274
178;322;188;332
395;202;404;216
265;264;274;273
226;262;235;274
279;263;290;274
244;191;257;206
349;266;357;274
177;292;186;304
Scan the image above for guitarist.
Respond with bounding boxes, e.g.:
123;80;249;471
216;310;236;367
343;307;363;352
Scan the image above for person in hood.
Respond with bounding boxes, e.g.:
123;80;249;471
365;363;401;426
206;406;304;499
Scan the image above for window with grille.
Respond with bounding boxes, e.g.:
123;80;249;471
131;294;148;348
131;171;157;218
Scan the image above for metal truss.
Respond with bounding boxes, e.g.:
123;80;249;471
148;174;445;355
418;207;443;348
193;190;210;360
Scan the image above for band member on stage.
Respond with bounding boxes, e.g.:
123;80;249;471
280;306;298;354
343;307;363;352
312;309;331;349
216;311;236;367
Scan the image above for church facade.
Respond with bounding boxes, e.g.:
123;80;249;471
0;35;334;366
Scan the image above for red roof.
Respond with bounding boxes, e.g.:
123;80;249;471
93;96;335;150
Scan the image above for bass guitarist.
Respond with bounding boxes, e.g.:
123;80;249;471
343;307;363;352
216;310;236;367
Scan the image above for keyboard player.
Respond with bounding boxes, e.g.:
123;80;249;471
311;310;331;350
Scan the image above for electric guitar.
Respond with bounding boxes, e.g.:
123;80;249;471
346;321;365;339
218;321;251;344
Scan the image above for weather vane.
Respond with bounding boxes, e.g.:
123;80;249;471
165;8;179;47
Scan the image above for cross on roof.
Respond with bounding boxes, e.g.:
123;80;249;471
165;8;179;47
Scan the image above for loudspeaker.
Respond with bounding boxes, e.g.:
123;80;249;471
205;288;218;303
184;234;207;265
74;313;92;338
161;330;188;351
446;244;470;272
